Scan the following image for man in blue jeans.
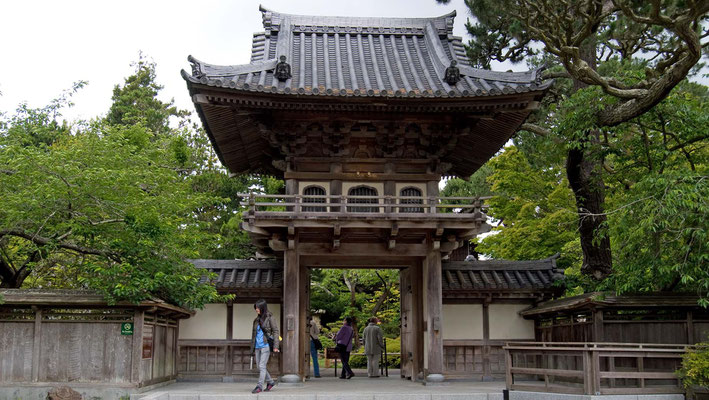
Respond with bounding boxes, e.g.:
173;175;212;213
309;316;321;378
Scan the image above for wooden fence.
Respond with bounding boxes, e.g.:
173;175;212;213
504;342;693;396
177;339;280;379
0;302;182;388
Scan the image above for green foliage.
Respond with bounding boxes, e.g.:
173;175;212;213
106;54;187;137
311;268;401;347
440;165;493;198
474;147;578;263
678;344;709;388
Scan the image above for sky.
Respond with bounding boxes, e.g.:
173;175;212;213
0;0;520;123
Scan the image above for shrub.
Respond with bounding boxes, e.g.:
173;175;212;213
678;343;709;388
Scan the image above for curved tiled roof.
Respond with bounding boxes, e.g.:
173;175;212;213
190;259;283;290
442;254;564;293
182;7;550;98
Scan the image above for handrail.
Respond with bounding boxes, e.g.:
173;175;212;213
238;192;489;217
504;341;693;396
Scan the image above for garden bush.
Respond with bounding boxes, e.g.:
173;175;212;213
678;343;709;388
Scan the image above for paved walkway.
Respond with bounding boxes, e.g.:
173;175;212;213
132;370;507;400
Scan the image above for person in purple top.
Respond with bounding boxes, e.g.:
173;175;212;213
334;316;355;379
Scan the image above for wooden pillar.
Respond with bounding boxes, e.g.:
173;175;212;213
400;267;411;379
281;235;303;384
687;311;695;344
411;261;424;382
225;302;234;379
425;249;444;384
593;308;604;342
31;307;42;382
300;266;309;378
131;310;145;383
482;301;492;381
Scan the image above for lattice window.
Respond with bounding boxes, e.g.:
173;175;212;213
347;186;378;212
399;187;423;213
302;185;327;212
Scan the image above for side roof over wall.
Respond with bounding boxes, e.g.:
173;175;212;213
0;289;193;317
191;255;562;301
520;291;704;317
442;254;563;300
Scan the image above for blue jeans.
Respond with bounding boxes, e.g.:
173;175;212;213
310;339;320;377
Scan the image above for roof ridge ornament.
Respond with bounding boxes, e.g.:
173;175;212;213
187;55;204;79
274;55;292;82
444;60;461;85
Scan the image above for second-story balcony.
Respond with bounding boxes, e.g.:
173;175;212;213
240;193;490;226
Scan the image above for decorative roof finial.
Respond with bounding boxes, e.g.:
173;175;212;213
188;55;205;79
444;60;461;85
275;55;292;82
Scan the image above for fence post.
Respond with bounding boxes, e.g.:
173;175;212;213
31;307;42;382
248;192;256;221
294;195;301;214
505;347;513;390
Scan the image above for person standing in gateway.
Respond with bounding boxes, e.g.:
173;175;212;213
363;317;385;378
250;299;280;393
309;316;322;378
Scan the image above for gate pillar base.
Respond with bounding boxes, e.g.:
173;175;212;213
424;373;447;386
279;374;303;386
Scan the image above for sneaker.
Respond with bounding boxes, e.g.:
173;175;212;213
346;373;355;379
251;386;262;394
265;382;275;391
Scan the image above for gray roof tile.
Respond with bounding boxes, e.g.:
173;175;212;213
442;254;564;292
182;7;550;98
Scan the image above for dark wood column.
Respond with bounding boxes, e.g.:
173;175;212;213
425;249;444;384
411;261;424;382
281;234;303;384
399;267;411;379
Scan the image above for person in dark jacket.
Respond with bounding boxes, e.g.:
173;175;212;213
250;299;280;393
334;316;355;379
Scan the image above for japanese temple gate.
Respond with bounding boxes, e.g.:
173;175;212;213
182;7;553;384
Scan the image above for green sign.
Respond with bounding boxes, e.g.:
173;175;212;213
121;322;134;335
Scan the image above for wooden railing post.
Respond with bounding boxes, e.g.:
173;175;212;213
248;192;256;219
429;196;436;214
505;347;513;389
294;195;301;214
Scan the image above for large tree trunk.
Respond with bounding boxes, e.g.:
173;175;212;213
566;134;613;280
565;35;613;281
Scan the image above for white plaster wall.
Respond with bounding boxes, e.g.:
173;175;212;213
489;303;535;340
443;304;484;339
179;304;227;340
233;303;282;340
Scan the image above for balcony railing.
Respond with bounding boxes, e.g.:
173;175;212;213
239;193;489;219
504;342;694;396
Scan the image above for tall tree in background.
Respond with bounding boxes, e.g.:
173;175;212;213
438;0;708;281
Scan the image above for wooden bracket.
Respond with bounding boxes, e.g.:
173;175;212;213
333;239;340;250
287;223;295;236
435;224;444;237
288;236;295;250
388;223;398;250
433;240;441;250
269;234;288;251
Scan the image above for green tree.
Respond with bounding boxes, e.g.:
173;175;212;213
438;0;708;281
106;54;187;137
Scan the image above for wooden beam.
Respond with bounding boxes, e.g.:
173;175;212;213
284;172;442;181
297;242;428;257
300;255;418;268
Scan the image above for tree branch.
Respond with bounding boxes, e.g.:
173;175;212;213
0;228;120;262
